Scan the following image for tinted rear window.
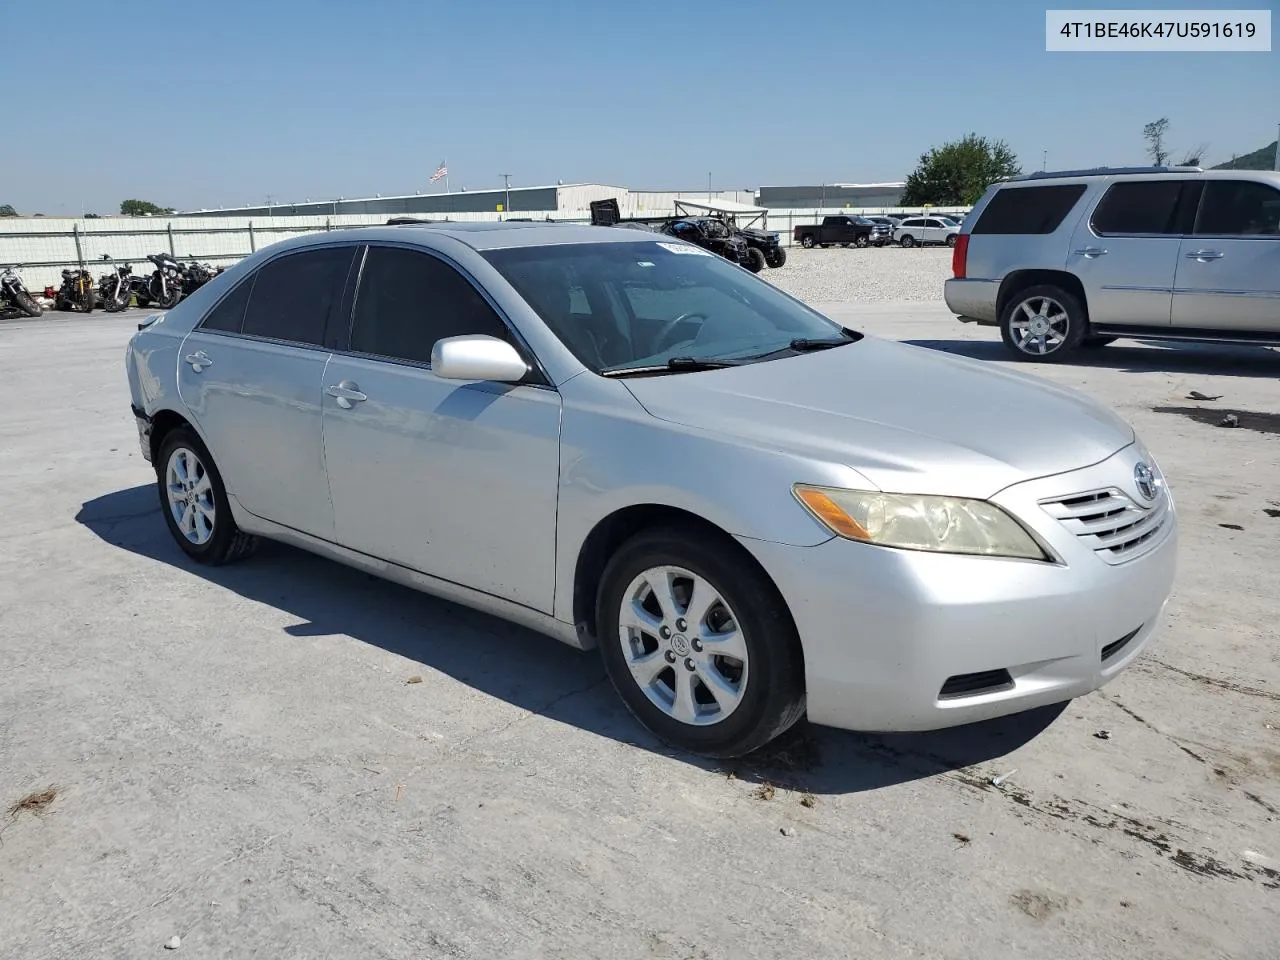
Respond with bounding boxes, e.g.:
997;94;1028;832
241;246;355;346
971;184;1087;235
1091;180;1184;235
199;277;253;333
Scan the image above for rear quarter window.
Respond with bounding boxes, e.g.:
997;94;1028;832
970;184;1088;235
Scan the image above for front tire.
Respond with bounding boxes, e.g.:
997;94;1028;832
945;234;957;247
743;248;766;273
596;528;806;758
854;235;869;248
899;234;915;247
14;290;42;317
1000;284;1087;362
156;426;258;565
765;247;786;268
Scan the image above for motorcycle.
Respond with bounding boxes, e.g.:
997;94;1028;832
181;257;217;296
55;266;97;312
0;264;42;317
97;253;138;313
146;252;185;309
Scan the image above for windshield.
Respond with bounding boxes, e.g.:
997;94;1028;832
935;217;958;226
482;241;852;374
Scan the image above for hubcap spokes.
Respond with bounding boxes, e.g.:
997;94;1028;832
618;566;748;726
165;447;215;545
1011;297;1069;354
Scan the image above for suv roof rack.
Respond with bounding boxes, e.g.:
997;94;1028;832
1006;165;1203;182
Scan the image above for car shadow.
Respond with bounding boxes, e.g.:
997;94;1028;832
904;337;1280;377
77;484;1065;796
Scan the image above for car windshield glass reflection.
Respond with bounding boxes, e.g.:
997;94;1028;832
482;241;856;375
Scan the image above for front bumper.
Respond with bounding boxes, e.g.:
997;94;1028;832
740;447;1178;732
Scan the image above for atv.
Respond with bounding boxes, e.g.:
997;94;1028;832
659;217;757;271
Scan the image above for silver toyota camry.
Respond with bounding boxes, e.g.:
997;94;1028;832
124;223;1178;758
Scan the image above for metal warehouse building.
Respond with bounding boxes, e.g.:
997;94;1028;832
180;183;631;218
756;182;906;208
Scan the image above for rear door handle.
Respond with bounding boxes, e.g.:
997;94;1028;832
184;351;212;372
1073;247;1108;258
326;381;367;409
1186;249;1223;261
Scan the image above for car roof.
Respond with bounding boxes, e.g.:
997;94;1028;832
251;222;668;255
997;168;1280;188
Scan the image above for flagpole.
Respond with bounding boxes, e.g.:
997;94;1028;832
445;158;450;194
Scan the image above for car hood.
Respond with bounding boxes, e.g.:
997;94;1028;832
621;337;1136;499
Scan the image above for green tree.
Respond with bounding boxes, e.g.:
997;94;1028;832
0;204;17;217
84;213;101;219
1143;118;1170;166
901;134;1021;206
120;199;176;216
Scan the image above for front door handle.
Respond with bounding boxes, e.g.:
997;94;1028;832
1073;247;1108;259
184;351;212;372
326;381;367;409
1186;249;1224;261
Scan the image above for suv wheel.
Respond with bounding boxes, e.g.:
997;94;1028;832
1000;284;1087;362
899;234;915;247
596;528;806;758
945;234;957;247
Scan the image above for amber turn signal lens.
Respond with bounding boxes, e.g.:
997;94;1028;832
794;486;871;540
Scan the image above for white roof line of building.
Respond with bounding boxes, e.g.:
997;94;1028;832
180;183;631;214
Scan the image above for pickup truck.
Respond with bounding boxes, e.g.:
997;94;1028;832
793;216;890;249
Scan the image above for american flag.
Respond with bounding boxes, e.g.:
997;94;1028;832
429;161;448;183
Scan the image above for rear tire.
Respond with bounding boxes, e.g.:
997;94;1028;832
596;528;806;758
1000;284;1087;362
743;248;766;273
800;235;815;249
156;426;259;565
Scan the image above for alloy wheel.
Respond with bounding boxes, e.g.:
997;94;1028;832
1010;295;1070;355
165;446;216;544
617;565;748;726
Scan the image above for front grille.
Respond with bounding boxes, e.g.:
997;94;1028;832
1101;626;1142;663
1040;487;1169;564
939;668;1015;700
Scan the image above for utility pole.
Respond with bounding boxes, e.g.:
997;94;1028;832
501;174;512;216
707;171;712;201
265;194;275;216
1042;149;1047;171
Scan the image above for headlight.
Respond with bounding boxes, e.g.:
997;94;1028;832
793;484;1049;560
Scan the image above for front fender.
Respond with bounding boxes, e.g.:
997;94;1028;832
551;377;851;624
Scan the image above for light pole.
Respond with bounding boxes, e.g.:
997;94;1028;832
1042;149;1047;171
501;174;512;216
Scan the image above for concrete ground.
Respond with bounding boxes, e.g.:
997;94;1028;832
1;305;1277;960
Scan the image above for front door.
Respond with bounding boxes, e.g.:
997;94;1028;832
1068;178;1187;327
321;244;561;613
177;245;358;539
1172;178;1280;332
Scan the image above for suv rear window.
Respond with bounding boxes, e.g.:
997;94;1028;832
970;184;1086;235
1091;180;1184;235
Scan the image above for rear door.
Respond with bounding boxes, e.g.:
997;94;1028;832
321;244;562;612
1172;178;1280;332
1067;178;1188;327
177;244;357;539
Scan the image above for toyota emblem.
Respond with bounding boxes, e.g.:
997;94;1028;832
1134;462;1159;502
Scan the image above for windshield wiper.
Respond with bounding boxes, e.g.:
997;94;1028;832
788;336;853;351
601;356;739;378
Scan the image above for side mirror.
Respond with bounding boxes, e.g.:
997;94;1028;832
431;335;529;382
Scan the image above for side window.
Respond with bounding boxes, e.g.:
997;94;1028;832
199;276;253;333
349;246;510;365
1090;180;1184;236
971;184;1087;235
241;246;355;345
1194;180;1280;237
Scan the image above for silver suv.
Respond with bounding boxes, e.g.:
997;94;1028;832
944;167;1280;360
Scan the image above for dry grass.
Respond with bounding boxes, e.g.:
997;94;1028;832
752;782;776;801
8;785;58;817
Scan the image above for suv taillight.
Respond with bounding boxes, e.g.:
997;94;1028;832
951;233;969;278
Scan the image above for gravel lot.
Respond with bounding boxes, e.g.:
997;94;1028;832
766;245;953;303
2;278;1278;959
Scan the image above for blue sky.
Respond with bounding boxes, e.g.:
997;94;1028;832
3;0;1276;214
